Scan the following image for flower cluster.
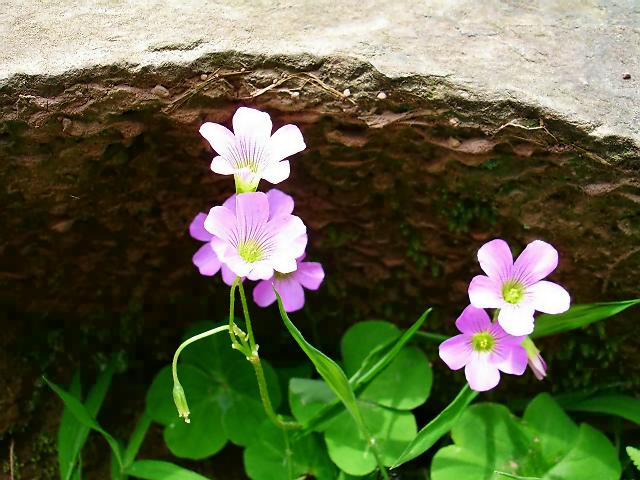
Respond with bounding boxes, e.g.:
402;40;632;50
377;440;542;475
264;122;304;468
439;239;570;391
189;107;324;312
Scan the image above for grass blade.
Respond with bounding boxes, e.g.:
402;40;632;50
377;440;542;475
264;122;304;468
123;413;152;467
532;299;640;338
125;460;211;480
393;385;477;467
45;377;123;470
58;372;82;480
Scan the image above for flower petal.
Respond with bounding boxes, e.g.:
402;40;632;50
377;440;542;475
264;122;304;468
275;278;305;312
465;355;501;391
204;205;236;241
498;304;535;336
439;335;472;370
192;243;221;276
271;255;297;274
468;275;503;309
266;189;294;219
269;124;306;162
269;215;307;251
528;280;571;314
232;107;272;142
261;160;291;184
253;279;277;307
199;122;235;156
455;305;492;335
221;264;237;286
235;192;270;237
222;194;237;212
491;344;527;375
477;239;513;280
211;155;236;175
513;240;559;285
295;262;324;290
223;253;253;278
189;213;213;241
246;261;274;281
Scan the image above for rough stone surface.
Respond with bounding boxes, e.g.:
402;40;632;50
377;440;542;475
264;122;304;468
2;0;640;150
1;1;640;478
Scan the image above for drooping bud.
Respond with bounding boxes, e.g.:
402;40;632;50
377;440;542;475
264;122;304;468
172;382;191;423
522;337;547;381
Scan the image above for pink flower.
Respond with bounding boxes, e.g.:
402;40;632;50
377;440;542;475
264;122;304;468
204;191;307;281
468;239;571;336
253;255;325;312
189;212;236;285
439;305;528;392
199;107;306;192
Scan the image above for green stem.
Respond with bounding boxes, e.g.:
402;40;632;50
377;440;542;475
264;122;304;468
282;427;293;480
172;325;230;384
248;354;301;430
492;308;500;322
361;427;389;480
229;278;250;355
237;281;257;353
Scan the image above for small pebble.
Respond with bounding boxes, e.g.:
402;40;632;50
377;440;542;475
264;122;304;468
376;91;387;100
622;73;631;80
151;84;170;98
342;88;351;97
200;74;208;80
291;91;300;98
61;118;72;132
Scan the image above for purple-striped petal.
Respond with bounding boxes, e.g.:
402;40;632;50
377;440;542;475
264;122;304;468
477;239;513;280
204;205;236;241
295;262;324;290
439;335;472;370
246;260;274;281
189;213;213;242
269;124;306;162
468;275;503;309
455;305;492;334
232;107;272;143
498;304;535;336
266;189;294;219
236;192;270;235
528;280;571;314
253;279;277;307
192;243;222;276
512;240;558;285
274;278;305;312
465;354;501;391
199;122;235;157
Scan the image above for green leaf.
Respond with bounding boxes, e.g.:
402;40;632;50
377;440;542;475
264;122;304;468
45;377;123;469
324;403;417;476
301;312;432;433
532;299;640;338
542;424;620;480
125;460;210;480
626;446;640;471
58;371;82;480
393;385;477;467
123;412;152;467
243;420;337;480
145;322;282;458
289;378;337;427
556;394;640;425
431;404;532;480
430;396;621;480
523;393;578;466
58;361;116;480
341;321;400;377
276;293;366;433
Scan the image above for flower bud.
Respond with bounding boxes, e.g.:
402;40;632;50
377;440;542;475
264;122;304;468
522;337;547;381
172;382;191;423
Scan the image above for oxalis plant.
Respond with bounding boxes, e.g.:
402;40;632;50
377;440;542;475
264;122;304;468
45;107;640;480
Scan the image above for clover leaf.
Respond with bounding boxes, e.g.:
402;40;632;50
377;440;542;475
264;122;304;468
145;322;281;459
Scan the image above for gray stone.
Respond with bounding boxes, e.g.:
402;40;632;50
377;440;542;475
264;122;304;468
2;0;639;149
